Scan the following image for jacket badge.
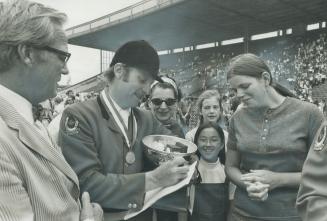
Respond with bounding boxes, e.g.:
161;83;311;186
314;125;327;151
64;116;79;135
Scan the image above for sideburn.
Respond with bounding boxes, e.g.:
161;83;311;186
122;69;130;82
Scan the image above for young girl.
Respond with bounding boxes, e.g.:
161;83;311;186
185;90;226;143
189;122;229;221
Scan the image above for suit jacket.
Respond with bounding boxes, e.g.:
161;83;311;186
296;121;327;221
58;96;170;220
0;95;80;221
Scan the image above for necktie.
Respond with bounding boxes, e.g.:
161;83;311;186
127;111;134;144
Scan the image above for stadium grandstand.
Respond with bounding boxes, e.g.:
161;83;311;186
61;0;327;102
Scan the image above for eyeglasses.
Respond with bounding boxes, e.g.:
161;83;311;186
43;46;71;63
37;45;71;63
151;98;176;106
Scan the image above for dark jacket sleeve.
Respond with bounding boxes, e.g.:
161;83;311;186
297;121;327;221
58;106;145;211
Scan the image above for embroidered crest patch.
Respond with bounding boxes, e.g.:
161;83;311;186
64;116;79;135
314;125;327;151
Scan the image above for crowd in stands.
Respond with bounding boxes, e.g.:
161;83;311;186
258;33;327;102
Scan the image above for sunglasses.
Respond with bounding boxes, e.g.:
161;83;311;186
151;98;176;106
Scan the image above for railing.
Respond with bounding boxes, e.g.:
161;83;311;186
65;0;185;37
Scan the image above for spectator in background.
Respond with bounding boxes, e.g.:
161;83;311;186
34;99;54;127
225;53;323;221
52;96;65;117
48;95;76;144
186;90;227;143
0;0;102;220
221;95;232;125
33;104;44;122
75;92;81;102
64;89;75;105
85;93;92;100
229;94;242;113
139;94;150;110
64;96;75;106
66;89;75;99
149;76;184;138
39;105;53;127
178;97;192;134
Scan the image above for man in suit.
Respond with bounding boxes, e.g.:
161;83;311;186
0;0;102;220
59;40;191;221
296;121;327;221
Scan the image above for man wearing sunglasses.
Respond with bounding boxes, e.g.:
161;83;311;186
59;40;191;221
0;0;102;221
149;77;185;139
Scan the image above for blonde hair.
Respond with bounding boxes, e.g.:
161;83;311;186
196;90;222;123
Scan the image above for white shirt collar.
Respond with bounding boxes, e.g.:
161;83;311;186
0;84;34;124
198;157;226;183
108;93;131;128
199;157;221;167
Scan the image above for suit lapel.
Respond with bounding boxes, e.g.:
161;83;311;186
0;96;79;187
18;122;79;186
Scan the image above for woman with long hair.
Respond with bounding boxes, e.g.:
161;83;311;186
225;53;323;221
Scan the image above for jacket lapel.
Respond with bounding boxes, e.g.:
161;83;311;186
97;94;123;134
0;96;79;188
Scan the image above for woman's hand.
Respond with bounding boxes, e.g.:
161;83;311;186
243;181;269;201
241;169;281;190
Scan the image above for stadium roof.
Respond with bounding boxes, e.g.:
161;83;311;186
66;0;327;51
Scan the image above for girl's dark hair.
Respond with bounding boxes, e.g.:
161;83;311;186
227;53;295;98
194;122;226;164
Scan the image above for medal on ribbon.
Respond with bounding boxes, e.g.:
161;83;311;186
101;91;136;164
125;151;136;164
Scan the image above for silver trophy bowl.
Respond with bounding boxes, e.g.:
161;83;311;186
142;135;197;165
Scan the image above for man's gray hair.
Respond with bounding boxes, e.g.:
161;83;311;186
0;0;67;72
